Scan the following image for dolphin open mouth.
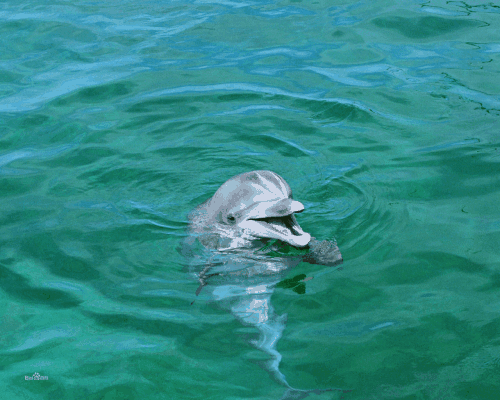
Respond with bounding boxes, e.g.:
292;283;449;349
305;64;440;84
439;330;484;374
250;215;302;236
243;214;311;248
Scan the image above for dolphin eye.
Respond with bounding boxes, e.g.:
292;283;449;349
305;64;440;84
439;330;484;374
227;214;236;224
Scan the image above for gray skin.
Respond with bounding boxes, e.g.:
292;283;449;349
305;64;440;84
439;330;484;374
183;170;346;399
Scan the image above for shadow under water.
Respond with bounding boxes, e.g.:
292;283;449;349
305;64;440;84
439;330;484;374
181;237;348;399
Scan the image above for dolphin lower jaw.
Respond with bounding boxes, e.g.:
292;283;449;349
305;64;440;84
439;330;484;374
239;216;311;248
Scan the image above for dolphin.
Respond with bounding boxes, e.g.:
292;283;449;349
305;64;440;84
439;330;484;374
189;170;311;249
182;170;346;399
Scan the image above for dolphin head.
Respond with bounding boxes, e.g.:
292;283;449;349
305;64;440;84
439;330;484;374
202;170;311;248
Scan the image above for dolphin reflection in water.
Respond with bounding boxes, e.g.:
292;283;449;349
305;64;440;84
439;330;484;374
182;170;346;399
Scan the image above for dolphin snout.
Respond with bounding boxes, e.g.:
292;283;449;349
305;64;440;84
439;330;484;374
267;198;305;216
241;198;304;220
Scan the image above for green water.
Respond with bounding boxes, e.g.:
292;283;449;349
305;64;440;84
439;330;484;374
1;1;500;399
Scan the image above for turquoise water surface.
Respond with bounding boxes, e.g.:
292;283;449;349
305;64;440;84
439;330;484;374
1;1;500;399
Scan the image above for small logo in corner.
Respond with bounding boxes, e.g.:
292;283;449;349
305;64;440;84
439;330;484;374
25;372;48;381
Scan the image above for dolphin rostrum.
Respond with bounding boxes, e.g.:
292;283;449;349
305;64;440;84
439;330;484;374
182;170;346;399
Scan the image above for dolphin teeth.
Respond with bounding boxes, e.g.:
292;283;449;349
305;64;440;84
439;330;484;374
249;215;302;236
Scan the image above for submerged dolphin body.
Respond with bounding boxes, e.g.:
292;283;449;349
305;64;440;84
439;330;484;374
183;170;344;399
